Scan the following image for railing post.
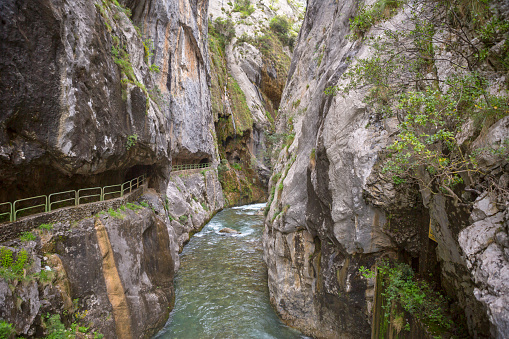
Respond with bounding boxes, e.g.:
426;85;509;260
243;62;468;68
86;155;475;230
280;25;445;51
10;203;13;222
100;188;104;201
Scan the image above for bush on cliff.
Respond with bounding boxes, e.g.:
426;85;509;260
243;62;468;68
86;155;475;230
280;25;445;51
326;0;509;199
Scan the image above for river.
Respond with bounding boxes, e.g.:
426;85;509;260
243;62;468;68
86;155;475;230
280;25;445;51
153;203;307;339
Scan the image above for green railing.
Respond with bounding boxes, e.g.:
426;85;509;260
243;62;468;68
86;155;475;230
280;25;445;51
171;162;211;172
0;174;146;223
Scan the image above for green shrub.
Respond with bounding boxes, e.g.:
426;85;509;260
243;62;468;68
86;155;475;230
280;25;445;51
126;134;138;150
0;248;31;282
269;15;296;48
233;0;255;17
365;261;452;333
39;223;54;232
0;320;15;339
210;17;236;51
44;314;73;339
349;0;404;37
126;202;143;211
19;231;36;242
179;215;188;223
107;208;124;219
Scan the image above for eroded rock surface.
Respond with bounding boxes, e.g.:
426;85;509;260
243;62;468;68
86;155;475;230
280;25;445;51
0;169;224;338
263;0;508;337
0;0;216;202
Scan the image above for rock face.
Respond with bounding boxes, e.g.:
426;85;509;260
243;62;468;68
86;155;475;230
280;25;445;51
0;207;174;339
0;170;224;338
207;0;304;205
0;0;216;202
164;169;225;257
263;0;508;338
0;0;225;337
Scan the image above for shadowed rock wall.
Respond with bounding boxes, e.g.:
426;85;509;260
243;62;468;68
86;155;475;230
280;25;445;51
263;0;508;337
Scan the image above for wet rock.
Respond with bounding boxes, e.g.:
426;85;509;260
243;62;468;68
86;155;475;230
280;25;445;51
219;227;240;234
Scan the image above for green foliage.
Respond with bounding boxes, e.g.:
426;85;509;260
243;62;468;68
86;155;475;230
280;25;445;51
272;172;282;184
209;17;236;51
149;64;160;73
232;163;242;170
39;223;54;232
179;215;188;223
328;0;509;196
0;248;31;283
0;320;16;339
19;231;36;242
126;134;138;150
269;15;297;49
232;0;255;17
37;268;54;284
125;202;143;211
359;265;375;279
349;0;405;37
1;247;13;269
107;208;124;219
265;111;275;129
44;314;74;339
140;201;149;208
374;261;452;333
111;45;135;82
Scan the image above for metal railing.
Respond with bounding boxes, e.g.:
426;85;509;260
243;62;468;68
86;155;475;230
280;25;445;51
0;174;146;223
171;162;211;172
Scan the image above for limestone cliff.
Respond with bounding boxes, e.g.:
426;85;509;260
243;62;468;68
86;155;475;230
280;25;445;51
0;0;225;337
0;175;223;338
207;0;304;205
264;0;509;338
0;0;216;202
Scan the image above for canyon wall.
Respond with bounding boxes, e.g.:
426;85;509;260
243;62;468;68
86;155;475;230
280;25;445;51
0;0;225;337
0;0;216;202
207;0;304;205
263;0;509;338
0;171;223;338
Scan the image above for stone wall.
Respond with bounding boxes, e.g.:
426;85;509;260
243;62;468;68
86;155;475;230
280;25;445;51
0;184;146;243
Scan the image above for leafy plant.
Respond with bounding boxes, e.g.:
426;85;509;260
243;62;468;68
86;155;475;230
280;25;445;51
39;223;54;232
269;15;297;49
179;215;188;223
0;248;31;282
44;314;73;339
327;0;509;198
126;202;143;211
209;17;236;51
107;208;124;219
232;0;255;17
349;0;405;37
368;261;453;333
126;134;138;150
0;320;16;339
19;231;36;242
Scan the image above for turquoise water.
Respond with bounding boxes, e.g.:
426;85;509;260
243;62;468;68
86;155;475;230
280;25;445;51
153;203;307;339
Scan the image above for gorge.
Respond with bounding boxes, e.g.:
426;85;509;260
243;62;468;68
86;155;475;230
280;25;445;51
1;0;508;338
